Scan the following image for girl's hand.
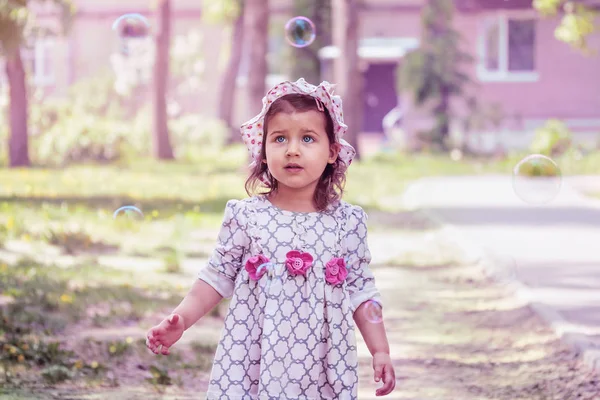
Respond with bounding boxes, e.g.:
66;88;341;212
373;351;396;396
145;314;185;355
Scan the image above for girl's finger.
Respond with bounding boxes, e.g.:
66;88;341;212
377;365;396;396
147;342;157;354
374;364;384;382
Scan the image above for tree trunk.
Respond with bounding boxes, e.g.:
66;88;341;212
6;51;30;167
434;86;451;151
219;0;245;144
246;0;269;116
153;0;175;160
332;0;362;159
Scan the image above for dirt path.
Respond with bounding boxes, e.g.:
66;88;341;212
356;262;599;400
4;231;599;399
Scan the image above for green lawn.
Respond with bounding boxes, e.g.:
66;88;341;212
1;144;598;216
1;144;599;395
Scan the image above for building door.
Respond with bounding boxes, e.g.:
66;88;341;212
362;62;398;133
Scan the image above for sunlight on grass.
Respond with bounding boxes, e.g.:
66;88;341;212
1;146;599;213
1;146;599;398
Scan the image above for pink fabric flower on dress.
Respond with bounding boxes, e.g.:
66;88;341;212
325;257;348;285
285;250;313;276
245;254;270;281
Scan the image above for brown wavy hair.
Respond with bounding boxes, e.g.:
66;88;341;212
244;93;348;212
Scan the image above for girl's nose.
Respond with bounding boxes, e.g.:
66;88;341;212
286;141;300;156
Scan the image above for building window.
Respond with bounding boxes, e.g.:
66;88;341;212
21;37;56;87
478;14;538;82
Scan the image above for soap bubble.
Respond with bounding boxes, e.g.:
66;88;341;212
364;300;383;324
113;206;144;221
284;16;316;48
257;262;280;292
512;154;562;205
112;13;151;57
112;13;150;39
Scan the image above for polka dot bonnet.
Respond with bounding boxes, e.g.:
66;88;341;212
240;78;356;182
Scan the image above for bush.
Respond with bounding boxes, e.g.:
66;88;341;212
530;119;573;157
41;365;73;384
0;72;228;167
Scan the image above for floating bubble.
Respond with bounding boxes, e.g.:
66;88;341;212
113;206;144;220
364;300;383;324
256;262;274;278
112;13;150;39
284;16;316;48
256;262;280;291
512;154;562;205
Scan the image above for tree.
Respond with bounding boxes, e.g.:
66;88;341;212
288;0;332;84
534;0;598;53
153;0;174;159
204;0;245;143
332;0;362;159
0;0;74;167
397;0;474;151
246;0;269;116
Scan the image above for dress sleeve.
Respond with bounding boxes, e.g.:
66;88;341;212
345;205;383;314
197;199;250;299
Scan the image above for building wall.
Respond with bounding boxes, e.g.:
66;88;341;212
18;0;600;141
398;8;600;142
456;10;600;122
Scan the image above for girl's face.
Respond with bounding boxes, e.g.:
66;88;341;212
263;110;339;195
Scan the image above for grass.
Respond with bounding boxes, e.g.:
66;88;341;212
1;144;598;217
0;257;217;394
0;144;599;395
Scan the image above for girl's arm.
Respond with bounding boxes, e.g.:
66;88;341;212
353;302;390;355
171;279;224;331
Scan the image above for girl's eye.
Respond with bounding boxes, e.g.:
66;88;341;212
274;136;314;143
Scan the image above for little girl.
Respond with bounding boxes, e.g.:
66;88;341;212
146;78;396;399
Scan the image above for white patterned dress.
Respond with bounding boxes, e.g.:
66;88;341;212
197;194;382;400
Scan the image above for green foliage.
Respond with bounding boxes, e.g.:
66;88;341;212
285;0;332;83
398;0;474;151
40;365;73;384
106;339;132;358
458;99;505;147
146;364;172;386
0;0;76;56
5;72;228;167
25;73;139;166
0;308;76;369
534;0;598;52
201;0;241;24
529;119;573;156
162;249;182;274
515;155;561;177
42;224;99;255
170;30;206;98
